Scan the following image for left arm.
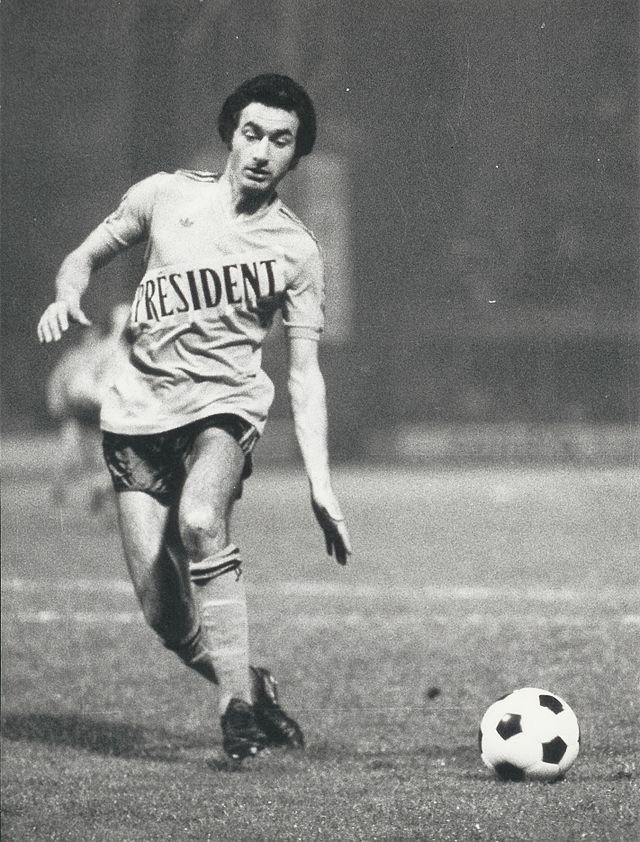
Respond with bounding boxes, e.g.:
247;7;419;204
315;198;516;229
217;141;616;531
287;335;352;565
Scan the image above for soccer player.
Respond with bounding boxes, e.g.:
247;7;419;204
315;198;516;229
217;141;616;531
37;74;352;761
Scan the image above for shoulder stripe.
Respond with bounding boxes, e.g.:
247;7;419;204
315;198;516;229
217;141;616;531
278;205;318;244
175;169;221;182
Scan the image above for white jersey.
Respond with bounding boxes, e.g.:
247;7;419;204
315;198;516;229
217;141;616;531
97;170;325;435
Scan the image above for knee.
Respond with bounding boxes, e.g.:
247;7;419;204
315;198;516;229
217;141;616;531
179;505;227;559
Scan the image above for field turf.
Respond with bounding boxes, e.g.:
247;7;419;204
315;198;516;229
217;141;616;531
2;445;639;841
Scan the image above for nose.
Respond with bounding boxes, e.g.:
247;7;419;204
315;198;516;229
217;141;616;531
253;135;270;162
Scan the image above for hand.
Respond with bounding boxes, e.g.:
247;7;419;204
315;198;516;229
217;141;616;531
311;488;352;566
37;300;91;343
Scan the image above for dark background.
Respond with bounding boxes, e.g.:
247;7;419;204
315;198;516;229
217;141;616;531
2;0;638;451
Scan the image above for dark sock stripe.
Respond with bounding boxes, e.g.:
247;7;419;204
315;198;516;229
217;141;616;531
189;545;242;584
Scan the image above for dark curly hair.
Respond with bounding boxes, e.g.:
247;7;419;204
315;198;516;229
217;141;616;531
218;74;317;158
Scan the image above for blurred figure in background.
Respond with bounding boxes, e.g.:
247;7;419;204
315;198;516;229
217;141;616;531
46;304;132;510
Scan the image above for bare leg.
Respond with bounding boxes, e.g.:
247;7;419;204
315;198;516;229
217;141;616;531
115;489;217;683
179;425;249;715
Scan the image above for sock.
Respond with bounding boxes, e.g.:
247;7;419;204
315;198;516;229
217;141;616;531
163;624;218;685
190;545;251;715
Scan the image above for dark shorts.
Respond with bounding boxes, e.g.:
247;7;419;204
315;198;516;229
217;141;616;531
102;414;259;505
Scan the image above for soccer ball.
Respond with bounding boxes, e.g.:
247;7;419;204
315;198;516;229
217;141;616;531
479;687;580;781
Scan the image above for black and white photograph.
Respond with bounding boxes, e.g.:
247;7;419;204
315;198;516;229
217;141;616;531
1;1;638;840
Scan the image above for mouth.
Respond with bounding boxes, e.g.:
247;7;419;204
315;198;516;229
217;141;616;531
244;167;270;183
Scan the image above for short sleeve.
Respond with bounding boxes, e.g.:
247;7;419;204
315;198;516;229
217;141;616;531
282;246;325;340
99;173;165;249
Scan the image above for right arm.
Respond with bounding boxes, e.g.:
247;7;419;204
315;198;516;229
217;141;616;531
37;228;122;343
37;173;159;344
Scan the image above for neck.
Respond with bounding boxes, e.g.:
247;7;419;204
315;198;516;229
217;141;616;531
220;167;275;218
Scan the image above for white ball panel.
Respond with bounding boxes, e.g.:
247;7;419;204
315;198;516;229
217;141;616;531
482;732;542;769
520;707;560;742
525;760;562;781
556;709;580;743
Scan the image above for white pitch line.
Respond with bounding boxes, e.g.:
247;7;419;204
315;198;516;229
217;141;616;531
2;578;637;603
2;578;135;594
3;610;639;626
274;582;639;603
7;610;142;624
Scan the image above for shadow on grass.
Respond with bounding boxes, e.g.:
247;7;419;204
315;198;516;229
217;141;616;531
1;711;207;761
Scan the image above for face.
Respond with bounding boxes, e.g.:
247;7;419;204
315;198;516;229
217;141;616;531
227;102;300;196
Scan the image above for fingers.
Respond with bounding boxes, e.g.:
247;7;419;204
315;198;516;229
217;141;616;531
331;522;352;566
322;519;352;566
311;493;352;565
37;303;67;343
325;536;348;566
37;302;90;343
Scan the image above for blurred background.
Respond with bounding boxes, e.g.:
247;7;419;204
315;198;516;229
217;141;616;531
1;0;638;463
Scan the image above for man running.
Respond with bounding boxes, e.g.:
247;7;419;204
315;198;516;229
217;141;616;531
37;74;352;762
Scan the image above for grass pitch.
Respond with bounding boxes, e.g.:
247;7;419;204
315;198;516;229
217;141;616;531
2;451;639;841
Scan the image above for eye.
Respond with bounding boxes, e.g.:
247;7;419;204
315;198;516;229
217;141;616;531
274;136;293;148
242;128;258;141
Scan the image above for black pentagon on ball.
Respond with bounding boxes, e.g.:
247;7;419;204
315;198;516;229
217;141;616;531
496;713;523;740
494;762;526;781
542;735;568;763
539;693;564;714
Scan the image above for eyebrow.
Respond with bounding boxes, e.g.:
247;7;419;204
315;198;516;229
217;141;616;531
242;121;294;138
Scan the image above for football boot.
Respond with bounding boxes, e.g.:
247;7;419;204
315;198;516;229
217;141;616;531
220;697;268;761
250;665;305;749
